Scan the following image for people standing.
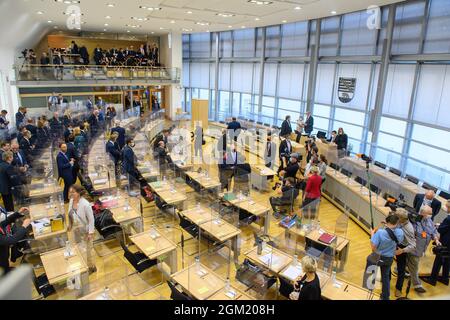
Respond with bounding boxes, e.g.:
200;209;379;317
280;115;293;137
57;143;75;202
304;111;314;137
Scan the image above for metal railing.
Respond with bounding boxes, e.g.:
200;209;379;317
14;64;181;82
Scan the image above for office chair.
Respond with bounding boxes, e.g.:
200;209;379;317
278;276;294;299
177;212;199;239
369;184;380;194
256;121;263;125
248;119;255;123
341;168;352;178
355;176;367;186
264;123;270;127
439;190;450;200
120;240;157;273
167;281;192;300
421;182;438;193
374;161;387;169
329;163;340;171
405;175;419;185
389;167;402;177
33;272;56;299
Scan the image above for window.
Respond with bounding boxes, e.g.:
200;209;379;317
220;31;232;57
377;132;404;152
414;64;450;127
333;121;363;141
190;63;210;89
334;108;366;126
319;16;340;56
424;0;450;54
335;64;371;110
379;117;407;137
199;89;209;100
313;104;331;118
281;21;308;57
182;34;190;58
190;32;211;58
219;63;231;91
409;142;450;171
383;64;415;118
219;91;231;119
231;63;254;93
315;64;336;105
265;26;281;57
391;1;426;55
277;63;305;100
314;118;330;132
232;92;240;116
263;63;278;97
340;11;378;55
233;29;255;57
411;124;450;151
261;96;275;124
253;63;261;94
406;159;450;192
182;62;190;87
241;94;252;117
374;148;402;169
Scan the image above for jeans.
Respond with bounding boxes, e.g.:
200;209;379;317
395;252;408;291
379;256;394;300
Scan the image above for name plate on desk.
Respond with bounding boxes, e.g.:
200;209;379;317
93;178;108;185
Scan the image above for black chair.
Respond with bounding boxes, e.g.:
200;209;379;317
278;276;294;299
120;240;157;273
33;272;56;299
256;121;263;125
248;119;255;123
439;190;450;200
177;212;199;239
405;175;419;185
271;125;279;129
421;182;438;193
370;184;380;194
264;123;270;127
374;161;386;169
167;281;192;300
389;167;402;176
355;176;367;186
341;168;352;178
329;163;340;171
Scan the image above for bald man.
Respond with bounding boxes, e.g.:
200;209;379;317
414;190;442;221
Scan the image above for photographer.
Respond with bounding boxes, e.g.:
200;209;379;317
270;177;298;218
422;199;450;286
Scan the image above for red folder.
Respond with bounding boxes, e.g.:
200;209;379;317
318;233;336;244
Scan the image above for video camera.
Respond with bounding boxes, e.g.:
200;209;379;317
356;153;373;164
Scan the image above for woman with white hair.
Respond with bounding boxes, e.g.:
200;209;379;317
292;256;321;300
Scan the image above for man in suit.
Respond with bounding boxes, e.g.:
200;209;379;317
94;46;103;65
226;117;241;142
66;134;80;180
280;153;300;180
270;177;299;215
153;129;170;151
10;143;29;205
0;152;20;212
0;206;31;274
88;109;100;137
25;119;37;145
70;41;79;55
278;135;292;173
264;133;276;169
19;130;34;165
327;130;337;143
57;143;75;202
63;123;73;142
413;190;442;221
122;138;139;189
304;111;314;136
422;199;450;286
110;120;126;150
49;112;63;138
280;115;293;137
106;132;121;179
154;141;171;169
15;107;27;130
79;45;89;65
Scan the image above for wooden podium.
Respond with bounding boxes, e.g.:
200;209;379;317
191;99;208;129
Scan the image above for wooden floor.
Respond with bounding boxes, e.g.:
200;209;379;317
10;122;448;300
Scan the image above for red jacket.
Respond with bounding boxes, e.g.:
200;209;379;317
305;174;322;199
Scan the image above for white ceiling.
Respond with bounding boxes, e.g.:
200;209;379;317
16;0;405;35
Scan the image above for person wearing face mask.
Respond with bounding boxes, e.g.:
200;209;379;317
294;116;304;143
327;130;337;144
67;184;96;274
422;200;450;286
334;127;348;158
413;190;442;221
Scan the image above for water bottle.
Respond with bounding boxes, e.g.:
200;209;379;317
331;267;337;284
65;240;72;257
195;256;200;271
102;287;112;300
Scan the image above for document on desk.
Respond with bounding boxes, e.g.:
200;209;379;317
282;265;303;281
31;218;50;234
258;253;281;267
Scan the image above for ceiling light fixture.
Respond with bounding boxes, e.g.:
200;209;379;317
255;17;260;21
126;30;130;33
36;11;44;15
186;11;192;14
247;0;272;5
228;25;232;28
104;23;108;26
107;3;115;7
105;16;111;19
282;20;287;23
216;13;235;18
139;6;162;11
241;26;246;29
195;21;210;26
182;28;192;32
170;20;175;23
331;10;337;15
103;29;107;31
47;20;53;23
294;6;302;10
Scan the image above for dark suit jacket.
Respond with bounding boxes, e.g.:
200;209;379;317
413;194;442;220
334;134;348;150
280;120;293;137
15;112;25;130
110;126;126;149
227;121;241;131
12;150;27;167
438;215;450;247
0;161;16;194
0;211;28;271
106;141;121;164
279;139;292;160
122;145;136;174
19;138;33;164
304;116;314;134
56;152;73;180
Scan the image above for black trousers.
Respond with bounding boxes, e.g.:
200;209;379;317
395;252;408;291
62;177;75;202
431;253;450;282
1;193;14;212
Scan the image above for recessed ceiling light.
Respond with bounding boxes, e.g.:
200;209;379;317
248;0;272;5
282;20;287;23
151;31;154;34
186;11;192;14
170;20;175;24
107;3;115;7
159;27;164;30
294;6;302;10
64;0;71;3
139;6;161;11
255;17;260;21
228;25;232;28
105;16;111;19
104;23;109;26
182;28;192;32
47;20;53;23
195;22;210;26
53;26;58;29
103;28;107;31
126;30;130;33
331;11;337;15
217;13;235;18
241;26;246;29
36;11;44;15
206;30;210;33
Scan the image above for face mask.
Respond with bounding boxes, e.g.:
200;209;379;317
130;143;135;148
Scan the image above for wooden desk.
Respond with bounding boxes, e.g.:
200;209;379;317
244;245;293;274
286;227;350;271
40;246;89;295
28;180;63;199
181;206;218;225
136;162;159;181
111;205;143;234
321;277;379;300
149;181;188;208
171;263;226;300
185;171;221;193
29;203;67;242
250;164;276;192
129;228;178;274
222;193;270;233
169;153;194;171
208;286;255;300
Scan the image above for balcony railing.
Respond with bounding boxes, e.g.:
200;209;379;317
14;64;180;83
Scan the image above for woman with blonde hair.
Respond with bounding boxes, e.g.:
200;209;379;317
292;256;321;300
